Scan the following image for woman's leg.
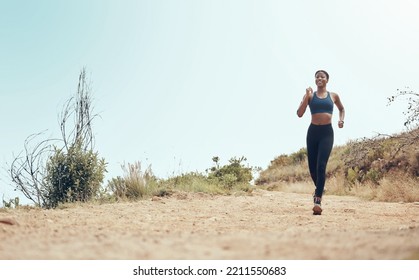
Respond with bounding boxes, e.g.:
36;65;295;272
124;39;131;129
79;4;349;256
306;125;318;188
314;126;334;198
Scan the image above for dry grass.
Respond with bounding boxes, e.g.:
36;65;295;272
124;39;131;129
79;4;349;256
257;167;419;203
375;176;419;202
323;174;348;196
326;173;419;202
105;161;159;200
256;160;309;186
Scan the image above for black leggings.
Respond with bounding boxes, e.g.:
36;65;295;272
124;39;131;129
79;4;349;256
306;124;334;198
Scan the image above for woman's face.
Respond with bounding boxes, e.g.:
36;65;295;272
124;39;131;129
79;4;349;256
315;72;328;87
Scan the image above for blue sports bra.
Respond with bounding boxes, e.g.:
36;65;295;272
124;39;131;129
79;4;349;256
309;91;334;115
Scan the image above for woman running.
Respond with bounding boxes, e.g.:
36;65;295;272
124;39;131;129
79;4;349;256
297;70;345;215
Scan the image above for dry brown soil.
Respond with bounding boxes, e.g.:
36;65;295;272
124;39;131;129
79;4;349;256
1;190;419;260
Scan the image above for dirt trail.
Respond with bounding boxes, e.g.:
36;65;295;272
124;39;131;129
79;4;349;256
1;190;419;260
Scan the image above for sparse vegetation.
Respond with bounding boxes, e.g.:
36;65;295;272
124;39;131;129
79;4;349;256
207;156;258;189
388;87;419;129
9;69;106;208
104;156;258;201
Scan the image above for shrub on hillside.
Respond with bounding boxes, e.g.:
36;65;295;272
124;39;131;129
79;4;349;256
255;149;309;185
207;156;256;189
44;143;106;208
268;148;307;168
342;129;419;185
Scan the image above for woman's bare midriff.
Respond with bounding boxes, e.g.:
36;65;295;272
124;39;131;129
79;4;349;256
311;113;333;125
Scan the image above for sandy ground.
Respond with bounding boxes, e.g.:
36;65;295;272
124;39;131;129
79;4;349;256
1;189;419;260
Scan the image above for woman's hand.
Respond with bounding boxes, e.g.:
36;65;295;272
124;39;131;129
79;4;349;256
338;120;344;128
297;87;313;118
305;87;313;98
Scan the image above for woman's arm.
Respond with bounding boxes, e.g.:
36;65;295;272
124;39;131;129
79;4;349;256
297;87;313;118
332;92;345;128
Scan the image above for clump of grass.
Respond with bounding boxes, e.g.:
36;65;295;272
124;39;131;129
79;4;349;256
323;174;348;196
344;174;419;202
106;161;160;201
375;175;419;202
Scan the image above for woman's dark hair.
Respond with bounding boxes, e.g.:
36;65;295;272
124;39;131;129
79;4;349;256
315;70;329;80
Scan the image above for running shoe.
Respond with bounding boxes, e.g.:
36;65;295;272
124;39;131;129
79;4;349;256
313;196;322;215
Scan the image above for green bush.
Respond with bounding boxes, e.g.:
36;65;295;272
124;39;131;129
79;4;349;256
44;143;106;208
207;156;254;189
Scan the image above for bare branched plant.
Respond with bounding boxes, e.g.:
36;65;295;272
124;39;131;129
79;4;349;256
388;87;419;130
387;87;419;151
60;68;97;152
350;87;419;161
9;68;104;207
9;132;60;206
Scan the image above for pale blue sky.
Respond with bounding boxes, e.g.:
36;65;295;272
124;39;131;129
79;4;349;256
1;0;418;201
